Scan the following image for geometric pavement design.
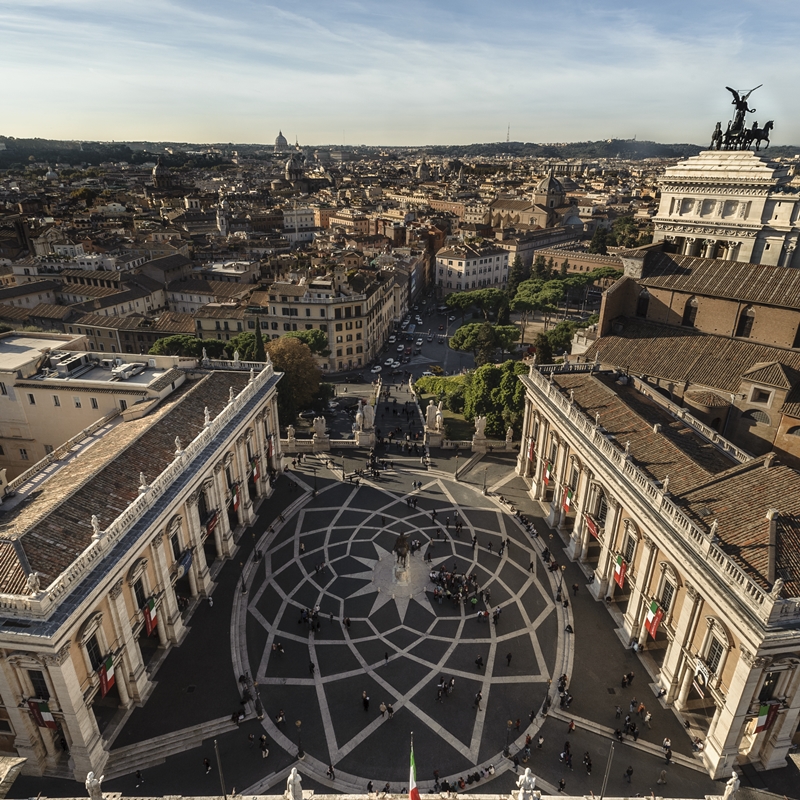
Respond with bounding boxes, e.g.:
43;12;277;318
237;474;563;784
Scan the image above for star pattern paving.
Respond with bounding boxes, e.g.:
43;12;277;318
241;476;560;783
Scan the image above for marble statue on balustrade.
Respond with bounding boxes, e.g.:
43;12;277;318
285;767;303;800
85;772;104;800
91;515;104;541
355;407;364;432
516;767;537;800
26;571;41;596
312;416;328;439
474;415;487;439
286;424;296;440
722;770;739;800
362;402;375;430
426;399;438;430
435;401;444;432
506;425;513;443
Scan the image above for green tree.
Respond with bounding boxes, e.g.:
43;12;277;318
254;322;266;362
265;336;321;425
284;328;331;356
546;257;555;279
449;322;497;364
149;335;225;358
533;254;547;279
493;325;520;358
496;301;510;325
589;226;609;255
507;254;525;297
533;332;553;364
228;332;258;360
468;288;506;320
445;291;474;324
560;258;570;277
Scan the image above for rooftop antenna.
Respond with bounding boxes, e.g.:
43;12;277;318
507;124;510;143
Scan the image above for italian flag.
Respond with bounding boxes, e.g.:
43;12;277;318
614;555;627;588
252;458;260;481
543;460;552;485
755;703;779;733
28;700;58;729
644;599;663;639
562;486;574;512
99;655;116;697
233;486;240;511
528;437;535;461
409;744;420;800
143;596;158;636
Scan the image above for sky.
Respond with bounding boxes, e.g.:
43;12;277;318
0;0;798;146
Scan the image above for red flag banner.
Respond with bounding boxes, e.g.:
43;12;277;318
585;514;599;539
98;655;116;698
614;555;627;588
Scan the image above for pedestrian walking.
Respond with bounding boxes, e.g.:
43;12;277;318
362;691;370;711
629;698;637;713
615;704;621;718
367;782;374;793
506;652;513;666
204;758;212;774
380;701;387;717
135;770;143;787
632;725;639;742
387;704;394;719
567;720;575;734
572;583;579;596
557;778;565;792
260;740;269;759
515;718;521;731
208;596;214;608
583;753;592;775
512;754;520;772
474;691;483;710
309;661;316;676
537;735;544;749
662;737;671;751
327;764;336;780
637;701;646;717
623;766;633;783
665;748;673;765
626;671;635;685
644;711;652;728
385;652;389;665
475;656;484;670
248;733;255;748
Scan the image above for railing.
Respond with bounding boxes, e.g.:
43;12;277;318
441;440;474;449
536;362;598;375
628;376;752;464
0;363;276;616
524;366;781;620
3;410;122;497
203;358;267;371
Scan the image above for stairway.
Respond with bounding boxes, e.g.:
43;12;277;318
103;716;237;780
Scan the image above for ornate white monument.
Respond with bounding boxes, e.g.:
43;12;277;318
285;767;303;800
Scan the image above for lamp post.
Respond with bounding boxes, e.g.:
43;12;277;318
312;465;317;495
455;452;459;482
254;680;264;720
341;454;346;482
599;741;615;800
503;718;513;757
559;564;566;594
213;738;228;800
483;467;487;495
296;719;304;760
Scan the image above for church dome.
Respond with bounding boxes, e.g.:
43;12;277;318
535;172;564;194
274;131;289;152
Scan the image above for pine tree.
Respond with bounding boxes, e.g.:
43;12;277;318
254;320;266;362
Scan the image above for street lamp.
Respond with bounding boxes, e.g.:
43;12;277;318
254;680;264;720
503;719;513;757
296;719;305;760
312;465;317;495
341;454;346;482
483;467;487;495
455;452;459;482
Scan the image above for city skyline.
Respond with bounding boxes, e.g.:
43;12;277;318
1;0;798;146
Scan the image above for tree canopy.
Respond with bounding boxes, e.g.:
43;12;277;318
265;337;321;425
148;335;225;358
283;328;331;356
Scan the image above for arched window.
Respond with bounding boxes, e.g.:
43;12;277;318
742;409;771;425
735;305;755;338
786;426;800;436
682;297;698;327
636;289;650;319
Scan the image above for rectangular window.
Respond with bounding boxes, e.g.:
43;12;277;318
320;324;327;332
284;323;291;331
119;399;127;411
170;532;181;561
707;638;724;674
86;634;103;671
44;444;54;455
91;398;98;409
28;669;50;701
271;322;278;330
27;394;35;405
759;671;779;702
73;396;82;408
19;449;28;460
751;389;771;404
661;581;675;614
0;382;6;395
305;308;311;317
53;395;60;407
623;534;636;563
336;348;342;357
335;323;343;332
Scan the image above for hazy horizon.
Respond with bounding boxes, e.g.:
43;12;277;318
1;0;798;146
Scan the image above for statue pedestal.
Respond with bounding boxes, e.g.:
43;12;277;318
472;434;488;453
312;435;330;453
425;430;443;447
394;565;410;584
355;430;374;447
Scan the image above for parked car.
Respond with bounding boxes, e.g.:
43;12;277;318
384;358;394;366
449;315;456;321
397;344;405;353
415;338;424;346
370;365;382;373
388;335;396;343
422;370;435;377
427;334;434;342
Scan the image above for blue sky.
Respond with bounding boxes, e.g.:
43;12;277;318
1;0;797;145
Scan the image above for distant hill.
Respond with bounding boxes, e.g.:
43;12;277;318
1;135;797;168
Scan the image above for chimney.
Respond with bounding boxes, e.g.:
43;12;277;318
764;452;776;469
766;508;780;584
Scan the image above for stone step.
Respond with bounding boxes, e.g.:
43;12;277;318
104;716;237;779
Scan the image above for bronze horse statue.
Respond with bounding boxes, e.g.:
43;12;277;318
393;531;410;568
746;120;773;151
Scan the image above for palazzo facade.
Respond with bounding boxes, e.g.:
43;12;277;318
0;362;282;780
516;363;800;779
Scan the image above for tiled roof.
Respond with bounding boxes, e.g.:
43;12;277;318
586;318;800;393
0;304;32;322
29;303;74;320
167;279;251;299
640;253;800;310
75;313;145;330
150;311;196;334
148;367;184;391
677;459;800;594
551;373;736;495
685;390;729;408
741;362;800;389
0;371;251;593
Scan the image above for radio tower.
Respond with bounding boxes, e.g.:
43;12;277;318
507;124;510;143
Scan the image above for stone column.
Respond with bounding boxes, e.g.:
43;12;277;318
213;462;235;557
545;438;564;529
624;535;657;642
703;238;717;258
593;497;621;600
676;659;695;708
661;583;702;699
516;402;533;476
703;648;768;779
45;644;106;780
149;533;185;643
567;466;592;560
107;579;148;703
234;434;256;526
757;665;800;770
533;420;550;501
185;490;212;595
0;658;50;774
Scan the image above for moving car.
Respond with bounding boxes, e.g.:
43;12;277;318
415;338;424;346
422;370;435;377
385;357;395;366
427;334;434;342
439;324;444;331
388;335;396;343
449;315;456;321
397;344;405;353
390;360;401;368
370;365;382;373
